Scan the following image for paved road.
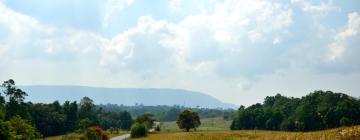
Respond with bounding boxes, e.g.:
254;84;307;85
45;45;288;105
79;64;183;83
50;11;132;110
110;134;131;140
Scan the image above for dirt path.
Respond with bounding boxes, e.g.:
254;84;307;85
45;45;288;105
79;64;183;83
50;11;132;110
110;134;130;140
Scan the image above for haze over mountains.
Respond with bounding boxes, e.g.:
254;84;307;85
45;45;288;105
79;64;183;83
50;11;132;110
20;85;237;109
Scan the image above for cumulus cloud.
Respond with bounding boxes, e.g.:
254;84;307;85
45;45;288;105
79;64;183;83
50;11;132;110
324;12;360;72
100;15;179;74
1;0;360;105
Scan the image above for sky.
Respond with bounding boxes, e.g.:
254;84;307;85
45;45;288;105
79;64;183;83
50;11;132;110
0;0;359;106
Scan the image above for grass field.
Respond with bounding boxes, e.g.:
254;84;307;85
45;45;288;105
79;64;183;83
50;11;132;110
161;117;232;132
45;118;360;140
134;125;360;140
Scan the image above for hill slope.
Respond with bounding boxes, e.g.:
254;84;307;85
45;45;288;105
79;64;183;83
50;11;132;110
20;85;236;109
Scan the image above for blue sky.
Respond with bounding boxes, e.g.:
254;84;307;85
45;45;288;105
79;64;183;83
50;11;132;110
0;0;359;105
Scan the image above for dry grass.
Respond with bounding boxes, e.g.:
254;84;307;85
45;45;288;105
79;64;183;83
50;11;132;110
44;130;129;140
133;125;360;140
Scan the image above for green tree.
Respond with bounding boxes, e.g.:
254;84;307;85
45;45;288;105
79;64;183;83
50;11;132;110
135;113;155;130
119;111;133;130
1;79;29;119
8;115;42;140
30;103;66;136
130;122;147;138
340;117;352;126
79;118;92;130
63;101;78;131
0;120;15;140
79;97;96;120
231;90;360;131
176;110;201;132
164;108;180;121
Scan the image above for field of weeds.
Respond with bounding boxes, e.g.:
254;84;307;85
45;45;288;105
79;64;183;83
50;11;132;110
133;125;360;140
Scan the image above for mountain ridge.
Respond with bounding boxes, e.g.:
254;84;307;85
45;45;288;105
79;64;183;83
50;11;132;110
19;85;237;109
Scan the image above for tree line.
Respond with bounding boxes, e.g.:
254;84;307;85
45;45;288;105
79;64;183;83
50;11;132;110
0;79;133;139
98;104;235;122
231;91;360;131
0;79;210;139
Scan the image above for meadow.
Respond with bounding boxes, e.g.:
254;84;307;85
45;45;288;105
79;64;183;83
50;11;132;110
134;125;360;140
161;117;232;132
44;118;360;140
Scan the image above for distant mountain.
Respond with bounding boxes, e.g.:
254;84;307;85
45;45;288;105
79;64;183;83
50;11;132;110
20;85;237;109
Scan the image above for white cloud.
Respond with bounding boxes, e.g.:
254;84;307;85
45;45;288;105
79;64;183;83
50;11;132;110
1;0;360;105
291;0;340;16
102;0;133;28
326;12;360;63
325;12;360;71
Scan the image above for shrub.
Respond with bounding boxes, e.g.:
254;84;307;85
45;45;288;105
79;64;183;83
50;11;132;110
340;117;352;127
82;126;109;140
130;122;147;138
8;115;42;140
155;125;161;131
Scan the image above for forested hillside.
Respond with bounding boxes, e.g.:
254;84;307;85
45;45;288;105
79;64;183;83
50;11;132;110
231;91;360;131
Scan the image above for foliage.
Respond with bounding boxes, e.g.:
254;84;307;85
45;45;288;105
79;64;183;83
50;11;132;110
130;122;147;138
0;120;15;140
135;113;156;130
231;91;360;131
98;104;235;122
0;79;134;138
30;102;67;136
79;118;92;130
340;117;352;126
176;110;201;132
98;111;133;130
82;126;109;140
1;79;30;120
1;118;41;140
164;108;181;121
79;97;96;120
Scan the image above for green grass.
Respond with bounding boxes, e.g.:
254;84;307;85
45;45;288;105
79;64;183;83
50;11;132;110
161;117;232;132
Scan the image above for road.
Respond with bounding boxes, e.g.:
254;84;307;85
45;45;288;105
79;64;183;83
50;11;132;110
110;134;131;140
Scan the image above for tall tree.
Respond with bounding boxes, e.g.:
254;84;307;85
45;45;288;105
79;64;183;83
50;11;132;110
63;101;78;131
176;110;201;132
79;97;96;120
1;79;29;119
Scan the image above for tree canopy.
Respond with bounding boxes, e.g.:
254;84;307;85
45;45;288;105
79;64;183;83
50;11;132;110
176;110;201;132
231;91;360;131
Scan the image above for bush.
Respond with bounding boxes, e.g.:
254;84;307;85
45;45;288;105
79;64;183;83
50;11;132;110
8;115;42;140
82;126;109;140
155;125;161;131
130;122;147;138
340;117;352;126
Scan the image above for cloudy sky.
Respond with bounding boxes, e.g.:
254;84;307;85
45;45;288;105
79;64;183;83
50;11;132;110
0;0;359;105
